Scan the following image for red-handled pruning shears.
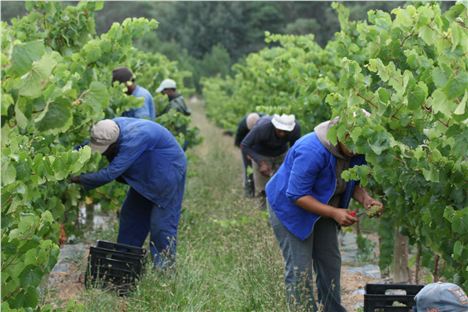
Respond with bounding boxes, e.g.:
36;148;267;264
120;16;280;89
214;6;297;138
348;210;366;217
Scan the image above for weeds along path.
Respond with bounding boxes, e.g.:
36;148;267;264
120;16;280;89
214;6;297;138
65;98;378;311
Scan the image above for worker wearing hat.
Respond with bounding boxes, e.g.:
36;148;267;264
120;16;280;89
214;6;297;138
156;79;191;150
112;67;155;120
157;79;191;117
71;117;186;269
266;112;383;311
240;114;301;208
234;112;263;197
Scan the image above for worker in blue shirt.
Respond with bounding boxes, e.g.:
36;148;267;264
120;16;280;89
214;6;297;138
71;117;186;268
73;68;155;150
112;67;156;120
266;115;383;311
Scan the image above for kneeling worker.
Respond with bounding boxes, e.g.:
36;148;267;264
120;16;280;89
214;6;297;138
71;117;186;269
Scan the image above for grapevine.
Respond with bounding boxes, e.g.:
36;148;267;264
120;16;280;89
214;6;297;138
204;2;468;288
1;2;195;310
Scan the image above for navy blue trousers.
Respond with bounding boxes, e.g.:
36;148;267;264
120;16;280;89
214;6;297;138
117;188;182;269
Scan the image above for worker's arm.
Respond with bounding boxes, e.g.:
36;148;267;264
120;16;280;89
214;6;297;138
286;143;357;226
79;135;148;190
353;185;384;214
240;124;266;164
295;196;357;226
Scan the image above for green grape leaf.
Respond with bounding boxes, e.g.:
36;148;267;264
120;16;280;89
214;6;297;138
368;132;390;155
443;73;468;100
432;67;448;88
407;83;427;110
413;146;425;160
82;81;109;113
70;146;92;173
21;286;39;308
10;40;46;76
35;97;72;133
393;7;413;28
377;88;391;103
453;241;463;259
419;26;435;45
454;91;467;115
82;39;102;64
52;156;68;181
1;161;16;186
450;23;464;51
451;210;468;235
14;102;29;129
17;52;61;99
1;93;14;116
444;3;465;21
368;59;389;82
429;89;453;117
422;167;439;182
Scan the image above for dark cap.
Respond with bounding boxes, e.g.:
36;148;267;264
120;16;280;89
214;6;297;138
112;67;134;83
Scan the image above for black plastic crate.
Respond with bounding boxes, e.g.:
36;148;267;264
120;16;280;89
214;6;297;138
364;283;425;312
96;240;147;256
85;240;147;295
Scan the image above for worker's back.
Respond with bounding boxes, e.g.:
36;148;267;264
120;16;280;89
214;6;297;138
113;117;186;207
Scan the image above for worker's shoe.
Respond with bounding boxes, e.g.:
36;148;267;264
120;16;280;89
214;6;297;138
244;177;255;198
258;191;267;210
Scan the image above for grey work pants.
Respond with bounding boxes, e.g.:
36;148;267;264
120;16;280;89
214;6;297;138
268;205;345;312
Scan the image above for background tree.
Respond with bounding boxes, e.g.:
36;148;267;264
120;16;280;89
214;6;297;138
1;1;454;90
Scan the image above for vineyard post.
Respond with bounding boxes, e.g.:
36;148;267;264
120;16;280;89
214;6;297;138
392;228;411;283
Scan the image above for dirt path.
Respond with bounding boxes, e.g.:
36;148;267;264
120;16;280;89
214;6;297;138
189;96;241;162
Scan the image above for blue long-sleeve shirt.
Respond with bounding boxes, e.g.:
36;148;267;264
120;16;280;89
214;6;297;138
266;132;364;240
80;118;186;209
122;85;156;119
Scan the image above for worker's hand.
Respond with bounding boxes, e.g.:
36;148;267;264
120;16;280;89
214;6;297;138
69;176;81;184
331;208;358;226
363;196;384;217
258;161;272;177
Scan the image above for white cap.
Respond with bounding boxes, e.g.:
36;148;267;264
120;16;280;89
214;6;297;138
271;114;296;132
156;79;177;93
246;113;260;130
89;119;120;154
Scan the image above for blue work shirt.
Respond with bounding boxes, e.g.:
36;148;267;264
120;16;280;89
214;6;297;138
123;85;156;119
80;118;186;209
266;132;364;240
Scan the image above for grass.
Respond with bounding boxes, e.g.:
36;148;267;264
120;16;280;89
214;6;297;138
79;107;287;311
